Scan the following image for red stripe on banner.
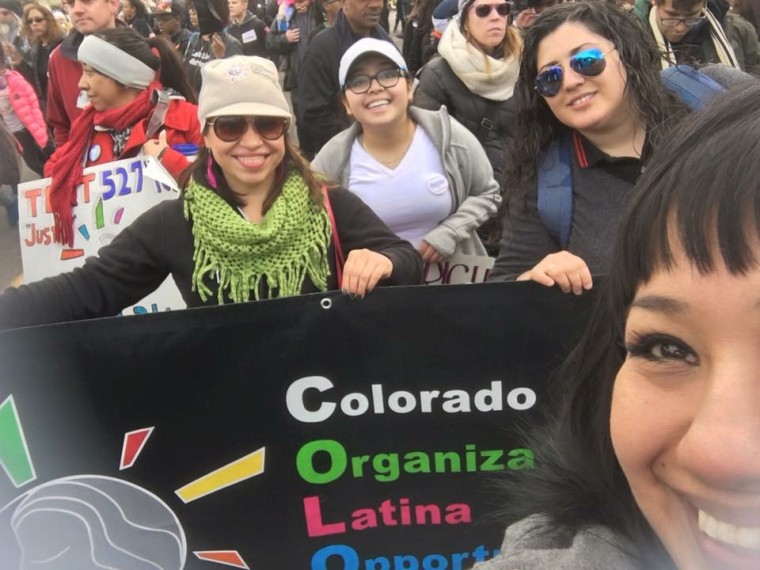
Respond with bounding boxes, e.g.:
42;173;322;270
573;131;588;168
60;249;85;260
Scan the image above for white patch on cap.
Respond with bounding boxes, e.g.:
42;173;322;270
226;66;248;82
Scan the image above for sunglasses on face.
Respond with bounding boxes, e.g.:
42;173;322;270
534;47;614;98
27;17;46;24
345;68;408;94
472;2;511;17
208;116;289;142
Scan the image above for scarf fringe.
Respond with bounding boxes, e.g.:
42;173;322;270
185;174;332;304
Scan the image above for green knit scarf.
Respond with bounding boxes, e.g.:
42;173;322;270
183;170;331;303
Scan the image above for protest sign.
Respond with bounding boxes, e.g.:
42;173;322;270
0;283;595;569
16;157;185;315
424;255;495;285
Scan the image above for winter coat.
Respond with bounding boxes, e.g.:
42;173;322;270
4;70;48;148
632;0;760;74
227;11;268;57
265;5;322;92
45;98;202;181
413;56;515;183
47;31;88;148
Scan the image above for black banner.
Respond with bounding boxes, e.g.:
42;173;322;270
0;283;595;569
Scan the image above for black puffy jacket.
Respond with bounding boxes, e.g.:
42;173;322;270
413;56;515;183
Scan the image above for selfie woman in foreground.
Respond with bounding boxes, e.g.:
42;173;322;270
475;84;760;569
0;57;421;330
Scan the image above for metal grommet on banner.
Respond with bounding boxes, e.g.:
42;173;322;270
320;298;332;310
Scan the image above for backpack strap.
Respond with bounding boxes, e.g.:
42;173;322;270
537;132;573;250
322;186;345;287
660;65;725;111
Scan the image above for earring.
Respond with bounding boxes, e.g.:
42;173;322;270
206;152;218;189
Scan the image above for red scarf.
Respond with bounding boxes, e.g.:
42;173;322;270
50;79;163;246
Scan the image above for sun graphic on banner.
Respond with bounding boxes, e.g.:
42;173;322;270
0;395;264;569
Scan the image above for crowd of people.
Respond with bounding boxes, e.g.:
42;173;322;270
0;0;759;566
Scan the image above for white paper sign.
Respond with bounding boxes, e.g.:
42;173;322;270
17;156;186;315
423;254;495;285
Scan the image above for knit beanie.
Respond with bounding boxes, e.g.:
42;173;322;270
0;0;22;17
457;0;476;28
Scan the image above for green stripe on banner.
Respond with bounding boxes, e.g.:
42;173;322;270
0;395;36;488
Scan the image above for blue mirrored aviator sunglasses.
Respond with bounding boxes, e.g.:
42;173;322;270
534;47;610;98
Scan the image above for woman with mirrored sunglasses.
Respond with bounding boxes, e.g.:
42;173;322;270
313;39;501;265
488;1;690;293
0;56;422;330
413;0;521;254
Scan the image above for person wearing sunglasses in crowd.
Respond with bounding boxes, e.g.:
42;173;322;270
44;27;201;244
413;0;521;255
475;82;760;570
632;0;760;73
488;1;692;292
15;3;65;113
312;39;501;265
0;56;422;330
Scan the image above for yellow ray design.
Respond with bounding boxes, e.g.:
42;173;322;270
175;447;265;503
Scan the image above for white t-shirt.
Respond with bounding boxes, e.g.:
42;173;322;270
348;126;453;249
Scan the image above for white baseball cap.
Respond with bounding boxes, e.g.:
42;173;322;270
338;38;408;89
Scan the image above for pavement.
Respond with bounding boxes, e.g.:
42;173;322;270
0;162;34;292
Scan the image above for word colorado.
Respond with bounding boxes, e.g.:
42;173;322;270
286;377;536;423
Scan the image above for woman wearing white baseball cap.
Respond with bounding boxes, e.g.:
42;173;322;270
313;38;501;265
0;56;422;329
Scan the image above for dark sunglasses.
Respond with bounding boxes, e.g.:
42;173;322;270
345;68;408;94
26;16;46;24
473;2;511;17
534;47;613;98
208;116;289;142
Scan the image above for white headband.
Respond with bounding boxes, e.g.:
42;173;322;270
77;35;156;90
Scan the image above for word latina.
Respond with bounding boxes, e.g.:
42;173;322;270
286;376;537;423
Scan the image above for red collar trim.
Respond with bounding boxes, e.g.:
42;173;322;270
572;131;589;169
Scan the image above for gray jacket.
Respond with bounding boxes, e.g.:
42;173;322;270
474;515;645;570
311;106;501;257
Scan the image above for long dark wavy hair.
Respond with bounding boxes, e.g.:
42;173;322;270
506;1;686;185
492;83;760;568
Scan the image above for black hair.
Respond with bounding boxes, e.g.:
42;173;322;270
490;83;760;568
92;27;197;103
124;0;149;20
654;0;706;11
408;0;436;32
506;1;687;185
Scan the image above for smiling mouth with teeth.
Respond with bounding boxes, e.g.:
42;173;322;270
699;510;760;551
366;100;390;109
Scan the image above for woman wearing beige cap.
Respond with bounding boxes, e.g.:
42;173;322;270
0;56;423;329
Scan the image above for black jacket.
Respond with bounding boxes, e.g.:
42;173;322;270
0;187;423;330
265;6;322;91
413;56;515;183
227;11;268;57
295;12;394;157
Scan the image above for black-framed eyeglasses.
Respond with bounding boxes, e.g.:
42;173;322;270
534;47;615;98
207;116;289;142
659;14;705;27
26;17;46;24
473;2;511;18
344;68;408;94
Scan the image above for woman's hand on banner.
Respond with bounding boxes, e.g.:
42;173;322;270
419;241;444;264
517;251;593;295
341;250;394;298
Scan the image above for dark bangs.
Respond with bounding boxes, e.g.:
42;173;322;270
612;84;760;305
